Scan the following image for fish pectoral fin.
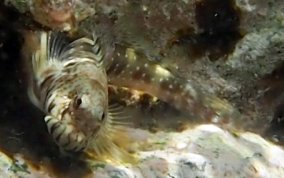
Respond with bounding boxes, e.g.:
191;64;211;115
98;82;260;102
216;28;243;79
86;131;138;165
86;106;137;164
108;104;132;127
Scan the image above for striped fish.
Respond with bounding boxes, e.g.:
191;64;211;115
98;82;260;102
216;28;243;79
25;31;135;163
27;31;107;152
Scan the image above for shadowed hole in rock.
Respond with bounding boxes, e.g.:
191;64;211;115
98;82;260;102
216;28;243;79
172;0;243;61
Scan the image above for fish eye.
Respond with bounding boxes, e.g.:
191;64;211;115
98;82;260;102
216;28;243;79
101;112;105;121
74;98;82;108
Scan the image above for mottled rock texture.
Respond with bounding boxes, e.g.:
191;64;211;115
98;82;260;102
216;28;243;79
1;125;284;178
1;0;284;177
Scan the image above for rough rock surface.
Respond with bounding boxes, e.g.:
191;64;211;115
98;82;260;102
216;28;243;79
1;0;284;178
1;125;284;178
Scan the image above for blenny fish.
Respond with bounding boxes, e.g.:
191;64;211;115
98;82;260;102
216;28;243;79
106;45;241;128
22;28;240;164
23;31;135;163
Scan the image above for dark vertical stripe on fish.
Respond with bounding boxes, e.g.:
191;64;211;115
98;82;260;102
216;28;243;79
47;101;56;113
55;127;66;142
44;85;57;105
45;116;52;124
50;122;60;135
39;74;55;90
61;108;69;119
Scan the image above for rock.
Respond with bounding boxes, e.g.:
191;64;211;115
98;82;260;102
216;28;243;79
1;125;284;177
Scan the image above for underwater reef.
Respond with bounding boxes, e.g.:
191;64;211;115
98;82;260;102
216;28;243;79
1;0;284;177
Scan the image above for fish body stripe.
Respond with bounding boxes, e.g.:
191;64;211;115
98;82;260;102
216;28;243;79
28;31;109;153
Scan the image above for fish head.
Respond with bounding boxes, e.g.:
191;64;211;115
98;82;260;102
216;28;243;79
47;80;108;153
69;80;108;140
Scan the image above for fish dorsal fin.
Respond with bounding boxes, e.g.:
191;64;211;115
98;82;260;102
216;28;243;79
31;30;106;85
59;32;105;65
47;31;69;62
33;31;105;72
31;31;69;81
